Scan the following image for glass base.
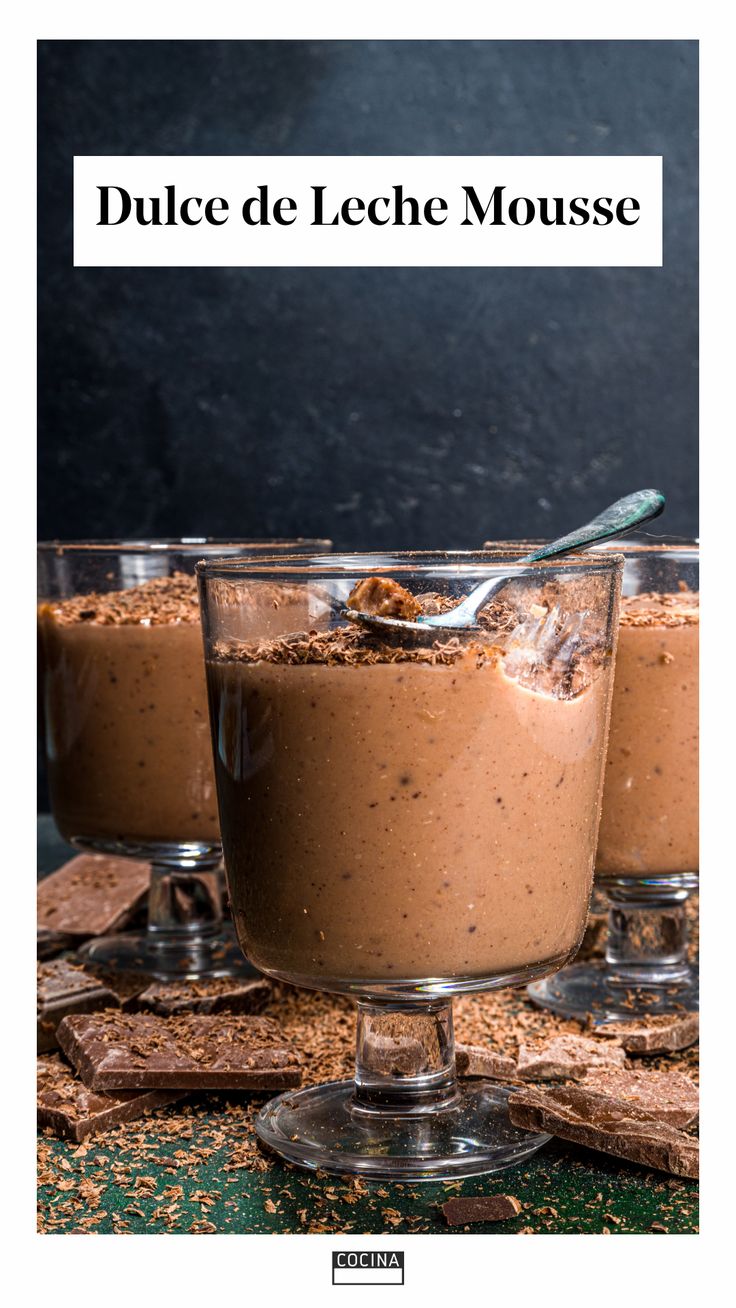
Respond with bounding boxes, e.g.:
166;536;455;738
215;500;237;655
78;921;260;981
527;958;699;1022
255;1079;551;1181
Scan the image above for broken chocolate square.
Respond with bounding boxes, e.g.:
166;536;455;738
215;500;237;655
37;959;120;1053
135;974;271;1016
88;968;155;1010
37;927;77;960
57;1010;302;1091
37;854;150;937
508;1084;698;1178
516;1033;625;1081
455;1043;517;1080
362;1033;430;1077
37;1054;183;1141
582;1067;698;1128
592;1013;699;1054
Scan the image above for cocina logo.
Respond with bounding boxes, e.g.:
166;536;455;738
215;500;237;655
332;1251;405;1284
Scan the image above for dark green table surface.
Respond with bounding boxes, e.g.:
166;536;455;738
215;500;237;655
37;818;698;1236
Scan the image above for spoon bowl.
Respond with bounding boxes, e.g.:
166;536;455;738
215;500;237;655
345;488;664;641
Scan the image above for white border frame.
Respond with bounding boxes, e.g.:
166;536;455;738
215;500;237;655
5;4;728;1301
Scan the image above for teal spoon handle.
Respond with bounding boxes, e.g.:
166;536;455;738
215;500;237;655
523;488;665;563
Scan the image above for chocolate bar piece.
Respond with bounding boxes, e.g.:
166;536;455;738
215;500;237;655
455;1044;517;1080
442;1195;522;1225
582;1068;699;1128
89;969;154;1010
57;1011;302;1091
517;1034;625;1081
37;1055;183;1142
362;1034;429;1076
360;1011;444;1077
593;1013;699;1054
37;927;77;960
37;960;120;1053
38;854;150;937
508;1085;698;1178
135;975;271;1016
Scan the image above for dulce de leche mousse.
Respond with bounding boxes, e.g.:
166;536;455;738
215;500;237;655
39;575;218;848
595;589;699;877
38;573;314;850
207;577;615;987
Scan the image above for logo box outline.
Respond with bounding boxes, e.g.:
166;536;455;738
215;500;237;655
331;1251;405;1286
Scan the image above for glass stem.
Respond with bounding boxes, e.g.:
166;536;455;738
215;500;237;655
147;861;224;940
352;999;460;1116
605;881;693;987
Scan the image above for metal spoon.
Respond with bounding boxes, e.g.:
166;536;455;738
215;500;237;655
345;488;665;639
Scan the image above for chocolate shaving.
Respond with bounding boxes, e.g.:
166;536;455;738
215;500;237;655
213;624;497;669
619;591;699;628
39;572;201;626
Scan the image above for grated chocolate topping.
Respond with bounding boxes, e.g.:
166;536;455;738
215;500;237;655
39;572;201;626
620;590;699;628
40;573;320;628
214;625;502;668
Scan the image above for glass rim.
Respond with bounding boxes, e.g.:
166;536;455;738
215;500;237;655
483;531;699;558
196;548;625;580
37;537;332;554
591;533;698;557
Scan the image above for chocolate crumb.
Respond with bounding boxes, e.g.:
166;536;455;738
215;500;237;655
442;1195;522;1225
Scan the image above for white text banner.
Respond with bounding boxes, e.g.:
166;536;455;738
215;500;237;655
74;155;663;268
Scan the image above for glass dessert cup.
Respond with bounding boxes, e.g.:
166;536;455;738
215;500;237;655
37;538;330;979
523;539;699;1021
198;549;623;1179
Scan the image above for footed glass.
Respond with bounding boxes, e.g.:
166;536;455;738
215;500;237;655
198;549;622;1179
525;540;699;1020
37;539;330;979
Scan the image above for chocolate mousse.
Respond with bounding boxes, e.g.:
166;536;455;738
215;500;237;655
596;590;699;877
39;572;320;851
38;574;218;848
206;577;616;987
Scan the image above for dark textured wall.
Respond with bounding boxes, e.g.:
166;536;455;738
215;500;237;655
38;40;698;547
